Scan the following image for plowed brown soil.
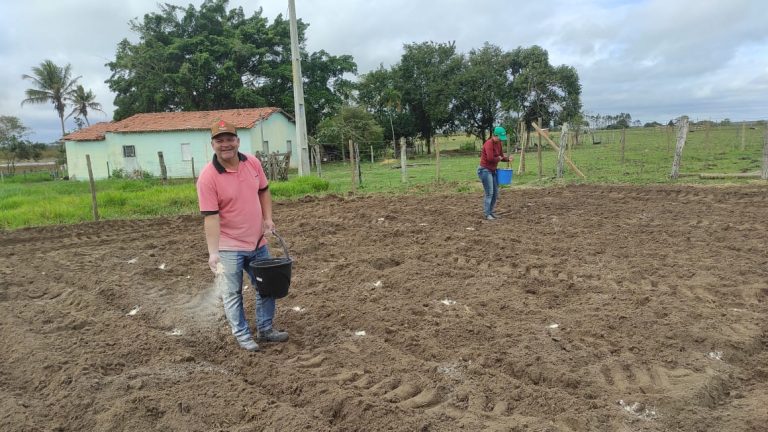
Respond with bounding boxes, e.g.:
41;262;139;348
2;184;767;431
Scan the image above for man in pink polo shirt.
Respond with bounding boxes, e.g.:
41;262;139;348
197;119;288;352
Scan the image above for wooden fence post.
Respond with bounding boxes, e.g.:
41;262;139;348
670;116;689;179
557;123;568;178
311;145;322;177
400;137;407;183
370;145;374;164
355;142;361;185
537;118;543;179
349;139;357;193
518;121;526;175
191;157;196;180
265;152;273;180
761;127;768;180
531;122;586;178
434;136;440;183
85;154;99;221
157;151;167;182
106;161;110;179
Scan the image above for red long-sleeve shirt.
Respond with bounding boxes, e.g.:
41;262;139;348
479;138;507;172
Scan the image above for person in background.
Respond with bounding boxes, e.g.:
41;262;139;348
196;119;288;352
477;126;512;220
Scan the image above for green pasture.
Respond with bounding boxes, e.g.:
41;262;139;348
321;124;766;192
0;175;329;229
1;125;765;229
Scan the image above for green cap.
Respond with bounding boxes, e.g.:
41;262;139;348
493;126;507;141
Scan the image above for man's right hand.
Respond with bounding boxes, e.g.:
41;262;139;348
208;253;221;274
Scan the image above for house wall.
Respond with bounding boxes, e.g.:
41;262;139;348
65;140;112;180
65;113;297;180
66;130;216;180
248;112;298;168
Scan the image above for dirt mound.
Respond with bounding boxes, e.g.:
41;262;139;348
2;184;767;431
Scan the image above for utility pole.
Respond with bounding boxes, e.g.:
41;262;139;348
288;0;310;176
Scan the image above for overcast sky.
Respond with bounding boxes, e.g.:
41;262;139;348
1;0;766;143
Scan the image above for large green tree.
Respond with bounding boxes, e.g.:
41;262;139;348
356;43;581;149
106;0;356;134
66;85;106;126
357;66;416;150
452;43;515;141
21;60;82;138
0;116;28;145
395;41;462;153
508;45;581;130
302;50;357;135
315;105;383;157
0;116;44;174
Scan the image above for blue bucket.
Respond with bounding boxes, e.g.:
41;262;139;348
498;168;513;185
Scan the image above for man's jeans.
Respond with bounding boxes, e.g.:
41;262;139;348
218;246;275;343
477;167;499;217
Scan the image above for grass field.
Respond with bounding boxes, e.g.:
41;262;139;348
1;125;765;229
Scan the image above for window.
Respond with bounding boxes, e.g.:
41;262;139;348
286;140;292;152
180;143;192;161
123;145;136;158
262;140;269;153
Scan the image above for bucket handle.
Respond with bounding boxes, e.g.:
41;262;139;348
255;230;291;259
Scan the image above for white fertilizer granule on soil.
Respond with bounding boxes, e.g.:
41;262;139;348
619;400;657;420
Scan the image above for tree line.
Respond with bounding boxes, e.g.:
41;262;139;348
12;0;583;161
353;42;581;154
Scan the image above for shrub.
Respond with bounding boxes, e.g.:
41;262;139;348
111;168;153;179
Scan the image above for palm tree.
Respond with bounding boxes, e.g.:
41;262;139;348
21;60;81;138
66;85;105;126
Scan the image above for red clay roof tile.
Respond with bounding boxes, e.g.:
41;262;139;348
62;121;118;141
64;108;283;141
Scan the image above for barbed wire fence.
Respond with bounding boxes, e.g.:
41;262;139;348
548;119;768;181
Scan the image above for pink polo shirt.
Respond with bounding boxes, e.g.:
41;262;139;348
197;152;269;251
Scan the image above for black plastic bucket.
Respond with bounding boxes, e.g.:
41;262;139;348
249;231;292;299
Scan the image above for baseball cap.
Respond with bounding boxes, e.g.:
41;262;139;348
493;126;507;141
211;119;238;138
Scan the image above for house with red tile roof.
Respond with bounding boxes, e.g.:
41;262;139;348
62;108;296;180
